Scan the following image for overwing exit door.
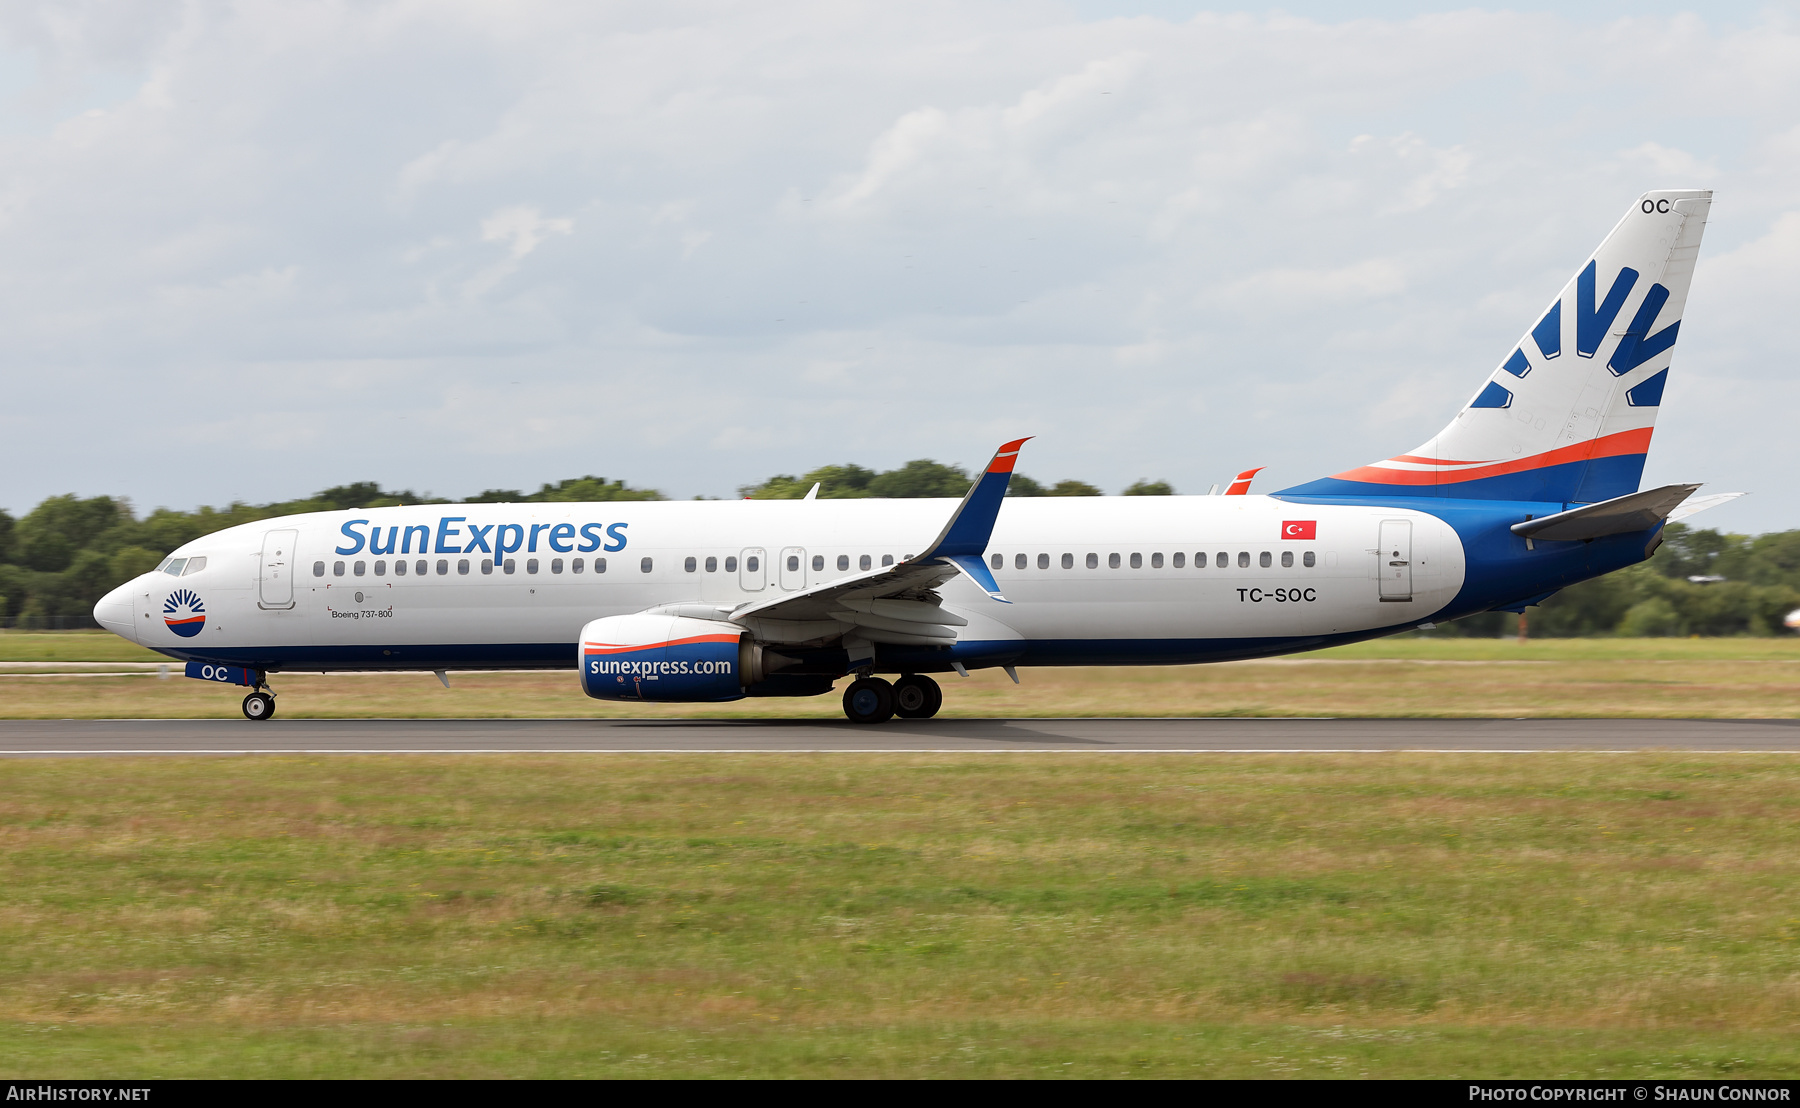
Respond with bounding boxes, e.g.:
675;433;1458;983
779;547;806;591
739;548;766;591
1377;520;1412;602
259;529;298;609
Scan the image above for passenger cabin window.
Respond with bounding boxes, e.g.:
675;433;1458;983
1015;553;1027;570
990;553;1003;570
436;559;448;575
1086;553;1098;569
1303;551;1316;568
1150;553;1162;569
457;559;470;574
745;555;758;572
837;555;849;571
812;555;824;572
504;559;516;575
573;558;585;573
1062;553;1074;569
596;557;607;573
482;559;494;574
182;557;207;575
1109;553;1121;569
881;555;894;567
552;558;564;574
724;556;737;573
1129;553;1142;569
334;561;345;577
641;557;654;573
527;558;539;574
1281;551;1293;568
1216;552;1227;568
706;556;717;572
685;557;697;573
787;555;800;572
395;559;407;576
1259;551;1272;568
859;555;871;571
313;561;326;577
418;560;430;575
1171;552;1184;568
1038;553;1049;569
374;560;386;576
354;560;366;576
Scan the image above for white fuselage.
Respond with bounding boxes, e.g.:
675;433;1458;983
97;495;1465;671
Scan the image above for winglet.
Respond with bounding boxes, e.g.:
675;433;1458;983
944;554;1008;602
1224;467;1264;496
915;437;1031;601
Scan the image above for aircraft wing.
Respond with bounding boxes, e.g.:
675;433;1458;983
721;437;1029;647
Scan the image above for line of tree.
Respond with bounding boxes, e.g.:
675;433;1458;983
1433;524;1800;638
737;459;1171;499
0;465;1790;636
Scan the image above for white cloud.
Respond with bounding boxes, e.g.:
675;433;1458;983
1222;258;1408;310
0;1;1791;534
481;206;573;261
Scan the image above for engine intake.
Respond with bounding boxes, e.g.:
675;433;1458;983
578;613;754;702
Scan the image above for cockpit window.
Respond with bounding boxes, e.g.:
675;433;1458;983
181;557;207;575
162;558;188;576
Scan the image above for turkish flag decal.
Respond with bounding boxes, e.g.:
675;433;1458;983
1282;520;1317;540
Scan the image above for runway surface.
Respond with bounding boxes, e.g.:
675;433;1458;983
0;717;1796;754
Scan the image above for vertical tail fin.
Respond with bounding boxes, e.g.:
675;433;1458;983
1282;190;1711;503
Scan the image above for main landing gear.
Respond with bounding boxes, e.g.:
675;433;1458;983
242;690;276;721
842;674;941;724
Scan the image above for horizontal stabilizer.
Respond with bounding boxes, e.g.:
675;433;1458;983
1511;483;1701;542
1667;491;1746;523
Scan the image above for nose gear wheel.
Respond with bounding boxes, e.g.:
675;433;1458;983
242;692;276;721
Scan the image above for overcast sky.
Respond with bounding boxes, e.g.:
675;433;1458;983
1;1;1796;531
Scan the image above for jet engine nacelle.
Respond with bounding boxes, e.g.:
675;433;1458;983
578;613;757;702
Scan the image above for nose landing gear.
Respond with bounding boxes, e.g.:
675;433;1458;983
242;689;276;720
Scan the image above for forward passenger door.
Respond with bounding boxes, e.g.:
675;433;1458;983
259;529;298;610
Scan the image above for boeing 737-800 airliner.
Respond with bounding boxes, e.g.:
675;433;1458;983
94;190;1738;723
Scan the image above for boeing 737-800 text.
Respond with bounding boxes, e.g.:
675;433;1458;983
94;191;1738;723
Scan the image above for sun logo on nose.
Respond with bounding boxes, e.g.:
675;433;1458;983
162;588;206;638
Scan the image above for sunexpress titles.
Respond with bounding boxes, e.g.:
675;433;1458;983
334;517;630;558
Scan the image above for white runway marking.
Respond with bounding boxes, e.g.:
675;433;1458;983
0;717;1795;754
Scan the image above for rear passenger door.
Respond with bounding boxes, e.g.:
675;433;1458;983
1377;520;1412;602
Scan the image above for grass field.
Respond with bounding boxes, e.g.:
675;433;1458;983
2;632;1796;718
3;753;1799;1078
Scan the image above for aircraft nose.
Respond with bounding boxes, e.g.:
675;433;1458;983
93;582;138;643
